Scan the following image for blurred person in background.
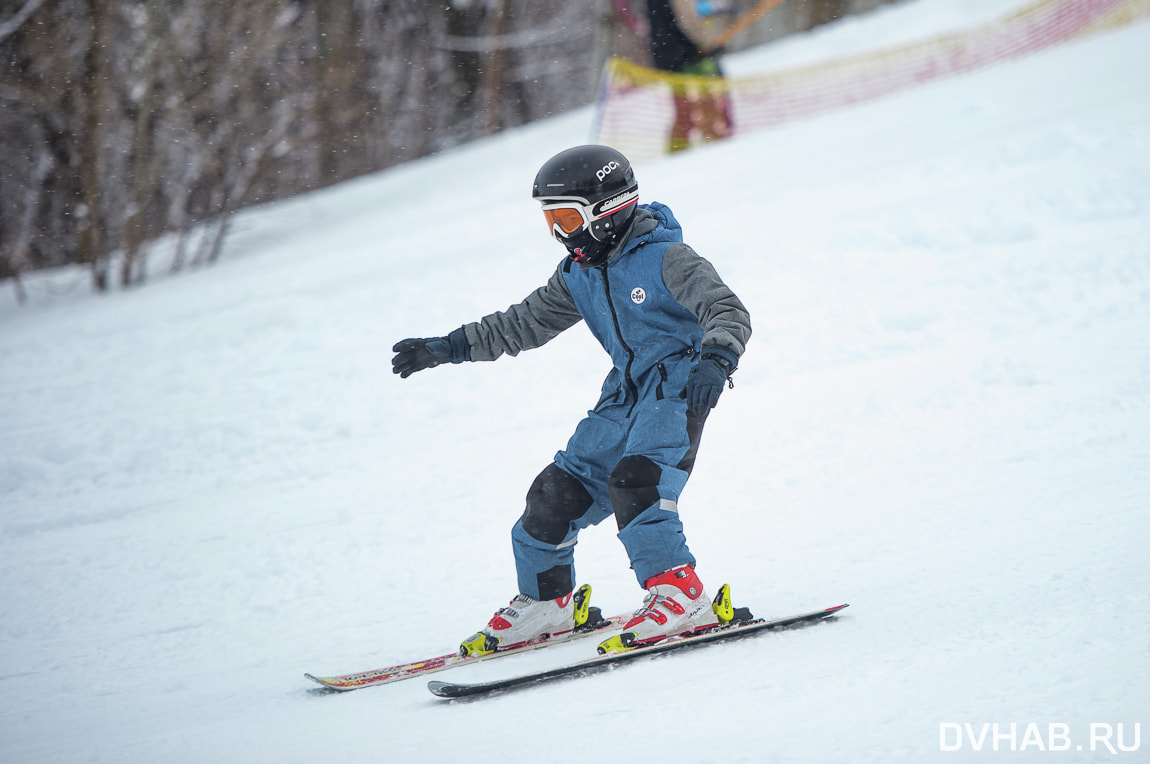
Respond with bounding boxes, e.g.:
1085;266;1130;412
646;0;736;151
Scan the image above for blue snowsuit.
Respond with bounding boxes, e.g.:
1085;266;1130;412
460;203;750;599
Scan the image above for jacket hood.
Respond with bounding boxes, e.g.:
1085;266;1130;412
630;202;683;248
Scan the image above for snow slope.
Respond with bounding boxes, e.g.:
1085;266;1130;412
2;3;1148;762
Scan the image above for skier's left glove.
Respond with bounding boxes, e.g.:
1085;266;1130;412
391;328;470;378
684;346;738;416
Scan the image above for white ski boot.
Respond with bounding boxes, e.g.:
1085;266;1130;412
461;583;593;656
597;564;723;654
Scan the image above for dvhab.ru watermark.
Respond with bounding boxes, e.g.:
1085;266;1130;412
940;723;1141;753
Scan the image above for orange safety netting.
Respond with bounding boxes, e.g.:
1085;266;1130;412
593;0;1150;158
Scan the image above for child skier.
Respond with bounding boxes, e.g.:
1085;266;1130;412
391;145;751;655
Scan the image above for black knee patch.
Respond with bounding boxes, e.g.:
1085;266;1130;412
609;455;663;530
536;565;574;601
520;464;594;545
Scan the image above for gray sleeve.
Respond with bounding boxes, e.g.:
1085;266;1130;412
462;264;584;362
662;243;752;359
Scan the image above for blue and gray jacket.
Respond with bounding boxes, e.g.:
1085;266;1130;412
460;202;751;407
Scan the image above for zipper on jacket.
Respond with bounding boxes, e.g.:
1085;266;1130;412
600;264;639;416
655;363;668;401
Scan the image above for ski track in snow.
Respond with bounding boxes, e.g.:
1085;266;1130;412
1;3;1148;762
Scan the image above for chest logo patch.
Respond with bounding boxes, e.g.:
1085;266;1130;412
630;286;647;305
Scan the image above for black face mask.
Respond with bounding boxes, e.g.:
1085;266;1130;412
563;227;615;268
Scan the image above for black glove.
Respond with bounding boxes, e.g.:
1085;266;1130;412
684;347;737;415
392;328;470;378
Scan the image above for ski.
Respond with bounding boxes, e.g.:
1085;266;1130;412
304;604;627;692
427;603;848;699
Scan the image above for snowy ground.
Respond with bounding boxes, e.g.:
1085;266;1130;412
2;2;1148;762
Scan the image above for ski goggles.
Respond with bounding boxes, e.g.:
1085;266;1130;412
540;202;591;237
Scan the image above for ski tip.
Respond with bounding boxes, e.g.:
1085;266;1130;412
305;673;355;692
305;673;336;690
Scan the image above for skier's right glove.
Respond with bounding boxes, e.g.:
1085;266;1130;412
684;345;738;416
391;328;470;378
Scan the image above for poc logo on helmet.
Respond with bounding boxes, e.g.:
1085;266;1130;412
596;161;620;182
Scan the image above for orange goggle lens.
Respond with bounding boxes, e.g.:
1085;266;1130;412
543;207;587;235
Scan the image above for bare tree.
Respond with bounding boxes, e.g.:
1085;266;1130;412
74;0;114;290
0;0;49;44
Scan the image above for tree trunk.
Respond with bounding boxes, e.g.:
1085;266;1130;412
76;0;111;291
483;0;510;136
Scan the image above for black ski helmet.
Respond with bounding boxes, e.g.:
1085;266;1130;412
532;145;639;257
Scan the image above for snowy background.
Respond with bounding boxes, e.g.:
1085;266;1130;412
2;1;1148;761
